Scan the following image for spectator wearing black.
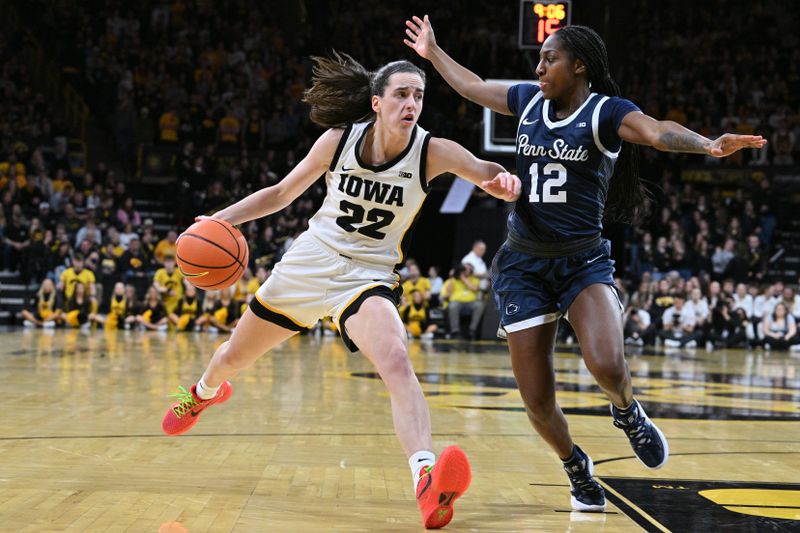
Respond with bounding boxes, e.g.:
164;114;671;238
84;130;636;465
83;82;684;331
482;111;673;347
653;236;671;274
95;195;117;229
670;240;693;280
243;107;264;150
59;202;83;237
631;231;656;280
175;142;196;181
139;226;158;268
2;204;29;271
709;298;751;349
37;201;55;231
650;278;674;329
25;218;51;284
744;234;767;282
762;303;799;351
119;237;150;297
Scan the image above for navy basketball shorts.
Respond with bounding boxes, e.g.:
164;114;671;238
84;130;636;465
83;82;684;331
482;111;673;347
490;238;621;336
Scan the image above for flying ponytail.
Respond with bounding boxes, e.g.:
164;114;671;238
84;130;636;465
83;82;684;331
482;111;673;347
303;52;427;130
303;51;374;129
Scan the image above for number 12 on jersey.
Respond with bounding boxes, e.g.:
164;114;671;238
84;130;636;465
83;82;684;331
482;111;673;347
528;162;567;203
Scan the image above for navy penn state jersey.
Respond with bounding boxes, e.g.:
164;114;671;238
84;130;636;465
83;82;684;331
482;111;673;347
506;83;640;243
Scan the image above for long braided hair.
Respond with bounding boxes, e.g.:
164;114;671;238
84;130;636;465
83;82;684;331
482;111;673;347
555;26;649;224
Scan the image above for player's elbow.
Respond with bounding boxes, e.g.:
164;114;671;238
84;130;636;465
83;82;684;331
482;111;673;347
268;184;295;212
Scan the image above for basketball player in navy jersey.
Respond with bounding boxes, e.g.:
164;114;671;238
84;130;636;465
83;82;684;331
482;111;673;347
405;16;766;511
161;52;521;528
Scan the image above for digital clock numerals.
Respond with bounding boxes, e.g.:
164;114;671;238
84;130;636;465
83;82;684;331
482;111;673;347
533;2;568;43
519;0;572;50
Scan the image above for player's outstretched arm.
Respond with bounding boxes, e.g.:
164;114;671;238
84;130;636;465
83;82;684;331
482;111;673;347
427;137;521;202
210;129;344;225
619;112;767;157
404;15;512;115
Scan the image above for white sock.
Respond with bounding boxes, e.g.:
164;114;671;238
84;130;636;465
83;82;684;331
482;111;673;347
409;450;436;491
195;376;220;400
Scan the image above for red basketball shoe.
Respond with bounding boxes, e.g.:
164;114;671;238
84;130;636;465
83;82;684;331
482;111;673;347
161;381;232;436
416;446;472;529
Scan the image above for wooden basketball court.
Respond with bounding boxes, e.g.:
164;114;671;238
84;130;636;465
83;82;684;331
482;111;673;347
1;327;798;532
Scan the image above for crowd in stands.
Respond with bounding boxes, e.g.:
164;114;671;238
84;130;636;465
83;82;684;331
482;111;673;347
24;0;796;167
620;276;800;351
2;1;800;349
621;0;800;168
397;241;489;341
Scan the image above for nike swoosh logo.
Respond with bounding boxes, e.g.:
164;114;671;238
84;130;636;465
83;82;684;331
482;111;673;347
417;472;433;499
586;254;605;264
180;270;209;279
522;118;539;125
341;166;354;172
190;409;202;417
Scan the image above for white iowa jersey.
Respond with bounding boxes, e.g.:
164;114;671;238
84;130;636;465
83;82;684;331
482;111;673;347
307;121;431;269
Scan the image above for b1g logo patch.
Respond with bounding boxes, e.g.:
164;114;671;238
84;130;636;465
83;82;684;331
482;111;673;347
506;303;520;316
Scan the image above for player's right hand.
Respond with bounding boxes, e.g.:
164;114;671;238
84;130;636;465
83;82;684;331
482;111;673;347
404;15;437;59
482;172;521;202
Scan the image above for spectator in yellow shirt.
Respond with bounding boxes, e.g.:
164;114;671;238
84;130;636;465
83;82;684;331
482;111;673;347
135;286;169;331
153;254;184;314
442;263;485;340
154;230;178;264
169;283;201;331
233;267;260;305
159;109;180;143
58;254;97;302
218;112;241;146
21;278;61;327
400;289;438;339
401;263;431;302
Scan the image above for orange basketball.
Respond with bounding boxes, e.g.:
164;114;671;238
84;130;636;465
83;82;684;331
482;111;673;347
176;218;249;291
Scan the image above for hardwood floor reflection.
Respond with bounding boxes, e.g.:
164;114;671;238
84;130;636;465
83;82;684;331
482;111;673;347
1;328;798;532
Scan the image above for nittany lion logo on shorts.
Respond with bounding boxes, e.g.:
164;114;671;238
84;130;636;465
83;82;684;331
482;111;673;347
505;303;520;316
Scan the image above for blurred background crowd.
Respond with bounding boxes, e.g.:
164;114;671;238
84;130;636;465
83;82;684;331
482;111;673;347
0;0;798;349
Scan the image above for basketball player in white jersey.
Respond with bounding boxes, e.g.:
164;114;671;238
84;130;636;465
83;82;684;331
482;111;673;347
161;52;521;529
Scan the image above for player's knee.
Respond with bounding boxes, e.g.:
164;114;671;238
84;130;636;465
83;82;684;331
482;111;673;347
523;394;557;421
585;349;626;384
377;343;413;382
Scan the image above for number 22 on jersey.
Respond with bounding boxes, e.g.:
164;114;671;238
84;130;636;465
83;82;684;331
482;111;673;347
528;162;567;203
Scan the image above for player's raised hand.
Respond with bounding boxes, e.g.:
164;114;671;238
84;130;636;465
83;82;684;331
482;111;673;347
706;134;767;158
404;15;437;59
482;172;521;202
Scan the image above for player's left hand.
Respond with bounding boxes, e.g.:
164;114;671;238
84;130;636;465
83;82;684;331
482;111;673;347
482;172;521;202
706;134;767;158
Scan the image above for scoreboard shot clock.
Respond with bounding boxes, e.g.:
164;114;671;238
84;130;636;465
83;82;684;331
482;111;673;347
518;0;572;49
